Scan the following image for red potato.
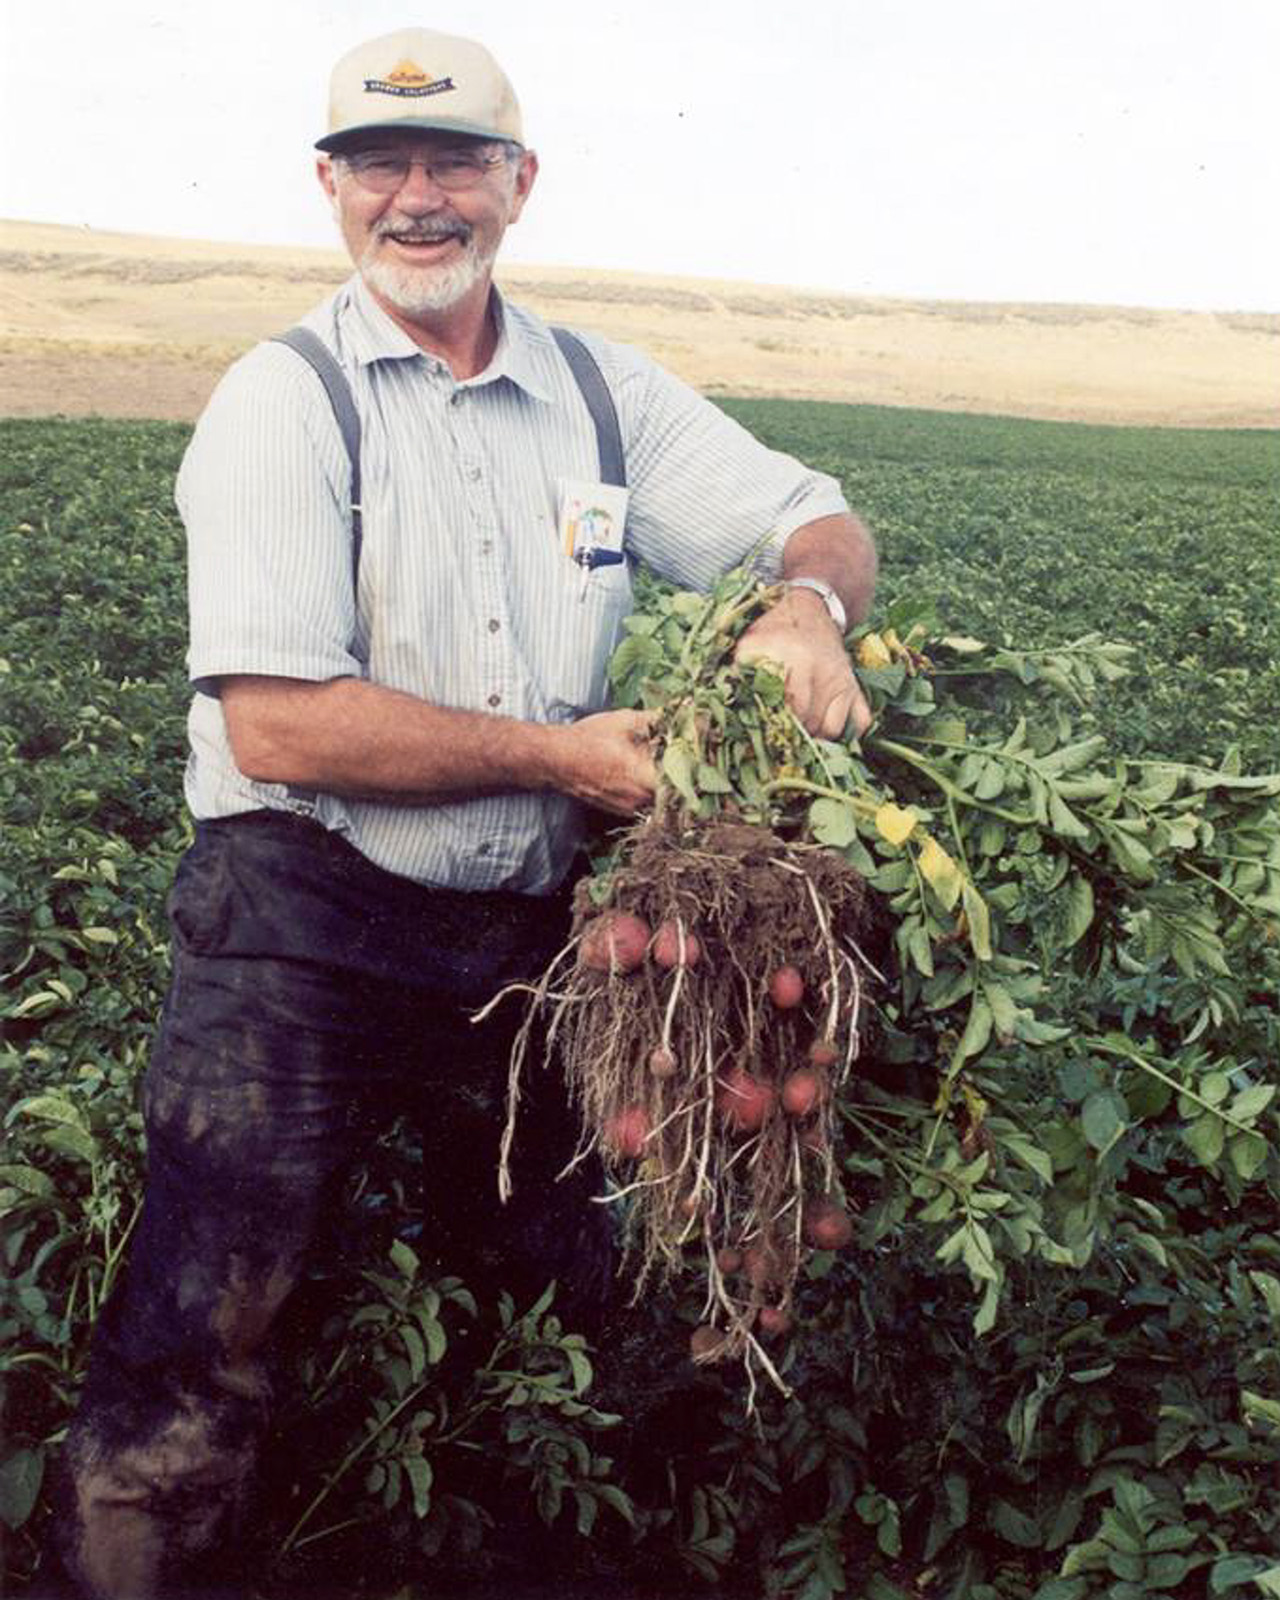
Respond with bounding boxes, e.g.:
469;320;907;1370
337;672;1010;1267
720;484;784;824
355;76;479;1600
651;921;703;970
756;1305;792;1339
768;965;805;1009
781;1068;826;1119
715;1246;743;1275
690;1324;726;1361
647;1045;678;1078
602;1104;651;1160
742;1240;788;1290
800;1125;830;1157
803;1198;854;1250
579;911;652;973
715;1066;776;1134
808;1038;839;1069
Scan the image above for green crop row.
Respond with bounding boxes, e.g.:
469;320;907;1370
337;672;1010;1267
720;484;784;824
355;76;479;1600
721;400;1280;769
2;411;1278;1600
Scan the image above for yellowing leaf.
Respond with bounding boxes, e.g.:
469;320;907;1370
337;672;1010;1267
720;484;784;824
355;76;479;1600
961;1083;989;1123
875;803;917;846
962;881;994;961
917;835;963;910
857;633;893;668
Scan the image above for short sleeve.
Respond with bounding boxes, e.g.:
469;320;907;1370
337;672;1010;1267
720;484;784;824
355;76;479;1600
585;340;850;589
176;342;365;694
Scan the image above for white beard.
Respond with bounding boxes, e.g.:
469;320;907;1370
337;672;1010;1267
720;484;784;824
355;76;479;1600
359;231;496;316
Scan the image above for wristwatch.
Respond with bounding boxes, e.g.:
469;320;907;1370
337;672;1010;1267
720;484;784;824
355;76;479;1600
784;577;847;633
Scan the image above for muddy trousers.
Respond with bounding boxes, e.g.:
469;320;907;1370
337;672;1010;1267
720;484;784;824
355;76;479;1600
55;812;607;1599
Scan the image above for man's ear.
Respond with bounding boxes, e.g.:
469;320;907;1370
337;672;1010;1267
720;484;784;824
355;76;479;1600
316;156;338;206
506;148;539;225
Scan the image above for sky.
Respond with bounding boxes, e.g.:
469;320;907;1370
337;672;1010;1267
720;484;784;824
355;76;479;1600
3;0;1278;312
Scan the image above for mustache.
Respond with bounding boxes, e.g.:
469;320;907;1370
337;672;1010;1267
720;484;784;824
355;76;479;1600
374;218;473;245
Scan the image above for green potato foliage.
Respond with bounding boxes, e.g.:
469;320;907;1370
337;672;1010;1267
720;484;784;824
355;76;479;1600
606;567;1280;1342
2;411;1279;1598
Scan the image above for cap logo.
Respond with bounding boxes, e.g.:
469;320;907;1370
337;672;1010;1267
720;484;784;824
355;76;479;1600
363;57;457;99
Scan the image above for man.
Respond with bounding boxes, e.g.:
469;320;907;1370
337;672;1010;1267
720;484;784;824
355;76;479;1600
55;26;876;1599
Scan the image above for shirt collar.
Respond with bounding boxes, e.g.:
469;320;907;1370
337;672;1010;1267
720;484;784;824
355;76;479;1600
479;288;556;403
341;274;555;403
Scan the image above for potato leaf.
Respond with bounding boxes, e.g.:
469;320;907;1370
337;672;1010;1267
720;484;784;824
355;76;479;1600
1081;1091;1127;1155
961;881;994;961
661;744;701;809
1061;874;1095;949
917;835;963;911
809;797;860;848
875;803;917;846
951;995;993;1070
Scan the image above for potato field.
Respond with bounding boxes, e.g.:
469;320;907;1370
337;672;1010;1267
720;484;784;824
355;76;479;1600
2;405;1279;1600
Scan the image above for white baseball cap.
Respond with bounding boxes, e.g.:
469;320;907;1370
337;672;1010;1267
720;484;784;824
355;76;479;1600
316;27;524;152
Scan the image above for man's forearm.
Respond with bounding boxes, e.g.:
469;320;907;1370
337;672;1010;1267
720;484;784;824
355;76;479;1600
219;674;656;815
781;512;878;626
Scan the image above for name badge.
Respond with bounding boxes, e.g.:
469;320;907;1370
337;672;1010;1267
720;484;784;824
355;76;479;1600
558;478;629;586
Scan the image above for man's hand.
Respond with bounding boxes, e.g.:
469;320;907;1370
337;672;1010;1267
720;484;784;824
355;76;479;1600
736;587;872;739
547;709;659;816
735;509;877;739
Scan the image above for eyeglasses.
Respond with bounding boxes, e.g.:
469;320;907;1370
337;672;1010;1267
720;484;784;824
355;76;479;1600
339;147;512;195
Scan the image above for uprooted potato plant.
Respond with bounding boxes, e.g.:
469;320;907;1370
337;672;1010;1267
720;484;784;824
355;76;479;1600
498;812;874;1394
495;564;1280;1400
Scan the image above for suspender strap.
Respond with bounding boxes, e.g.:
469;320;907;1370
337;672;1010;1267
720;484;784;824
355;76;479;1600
269;329;366;803
271;323;624;571
550;326;627;488
271;327;364;588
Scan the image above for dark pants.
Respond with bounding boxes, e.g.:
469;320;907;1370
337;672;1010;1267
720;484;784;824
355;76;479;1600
56;812;608;1599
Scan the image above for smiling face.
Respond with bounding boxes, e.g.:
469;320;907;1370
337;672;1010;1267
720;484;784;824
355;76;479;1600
317;132;538;326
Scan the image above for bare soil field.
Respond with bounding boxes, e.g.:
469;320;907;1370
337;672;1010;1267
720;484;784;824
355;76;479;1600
2;218;1276;427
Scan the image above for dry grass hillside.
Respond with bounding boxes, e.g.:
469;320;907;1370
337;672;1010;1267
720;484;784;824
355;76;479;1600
1;218;1276;427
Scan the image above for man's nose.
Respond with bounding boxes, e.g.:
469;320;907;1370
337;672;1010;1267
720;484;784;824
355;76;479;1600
393;160;448;207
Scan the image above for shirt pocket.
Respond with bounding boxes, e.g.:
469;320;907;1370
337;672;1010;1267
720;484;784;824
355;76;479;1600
541;555;634;718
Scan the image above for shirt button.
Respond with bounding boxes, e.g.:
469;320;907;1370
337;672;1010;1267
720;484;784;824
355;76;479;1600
480;540;493;554
467;464;482;481
476;842;491;857
487;693;502;708
450;391;463;406
488;618;500;633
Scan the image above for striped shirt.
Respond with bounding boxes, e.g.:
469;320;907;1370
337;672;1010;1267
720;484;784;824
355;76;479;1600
177;273;849;893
